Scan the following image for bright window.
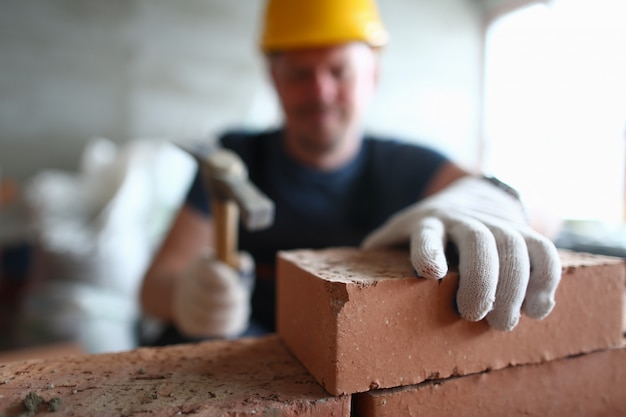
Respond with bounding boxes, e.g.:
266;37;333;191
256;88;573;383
483;0;626;222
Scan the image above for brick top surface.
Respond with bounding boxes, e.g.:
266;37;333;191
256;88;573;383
279;247;625;284
0;335;349;417
279;248;419;284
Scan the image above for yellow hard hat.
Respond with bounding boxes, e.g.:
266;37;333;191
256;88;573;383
260;0;389;52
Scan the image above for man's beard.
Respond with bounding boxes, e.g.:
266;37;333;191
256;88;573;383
290;103;347;155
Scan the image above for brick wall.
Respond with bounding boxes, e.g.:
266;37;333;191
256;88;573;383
1;249;624;416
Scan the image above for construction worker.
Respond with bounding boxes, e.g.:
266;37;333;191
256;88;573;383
139;0;561;345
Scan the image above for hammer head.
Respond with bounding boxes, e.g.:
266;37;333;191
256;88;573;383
179;144;275;231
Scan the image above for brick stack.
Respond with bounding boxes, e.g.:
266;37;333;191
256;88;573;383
277;248;626;415
0;334;349;416
0;249;624;416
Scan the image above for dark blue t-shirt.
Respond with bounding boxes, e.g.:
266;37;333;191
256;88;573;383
186;128;448;331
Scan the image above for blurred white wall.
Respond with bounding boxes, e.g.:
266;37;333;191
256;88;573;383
0;0;489;181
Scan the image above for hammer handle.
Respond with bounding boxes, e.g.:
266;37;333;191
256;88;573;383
212;199;239;269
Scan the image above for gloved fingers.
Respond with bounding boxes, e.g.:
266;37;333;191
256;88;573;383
195;250;255;295
361;206;421;249
175;249;253;338
448;216;499;322
176;301;206;336
202;295;250;338
194;255;244;292
485;226;530;331
181;260;239;306
176;280;249;337
174;289;214;337
211;307;250;338
177;297;247;338
521;231;562;320
176;278;228;322
409;216;448;279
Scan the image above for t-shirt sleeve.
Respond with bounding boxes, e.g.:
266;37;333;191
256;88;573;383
184;166;210;215
396;143;449;197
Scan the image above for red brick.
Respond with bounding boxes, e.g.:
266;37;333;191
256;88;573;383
0;335;350;417
277;248;625;395
353;341;626;417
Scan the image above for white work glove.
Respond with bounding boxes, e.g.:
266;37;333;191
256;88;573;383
362;176;561;331
173;249;254;338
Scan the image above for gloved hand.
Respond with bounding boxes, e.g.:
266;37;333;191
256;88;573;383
173;249;254;338
362;176;561;331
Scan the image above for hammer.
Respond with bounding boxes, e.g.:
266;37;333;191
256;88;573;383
178;144;275;269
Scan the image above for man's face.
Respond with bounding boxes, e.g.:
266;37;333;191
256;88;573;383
269;43;379;157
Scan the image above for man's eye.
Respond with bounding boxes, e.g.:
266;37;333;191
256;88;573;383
286;70;310;83
332;67;351;81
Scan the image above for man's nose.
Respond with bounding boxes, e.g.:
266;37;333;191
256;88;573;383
310;71;338;103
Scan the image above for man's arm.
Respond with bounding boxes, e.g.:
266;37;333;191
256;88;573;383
420;161;471;198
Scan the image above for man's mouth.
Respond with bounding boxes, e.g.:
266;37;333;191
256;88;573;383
300;105;338;123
